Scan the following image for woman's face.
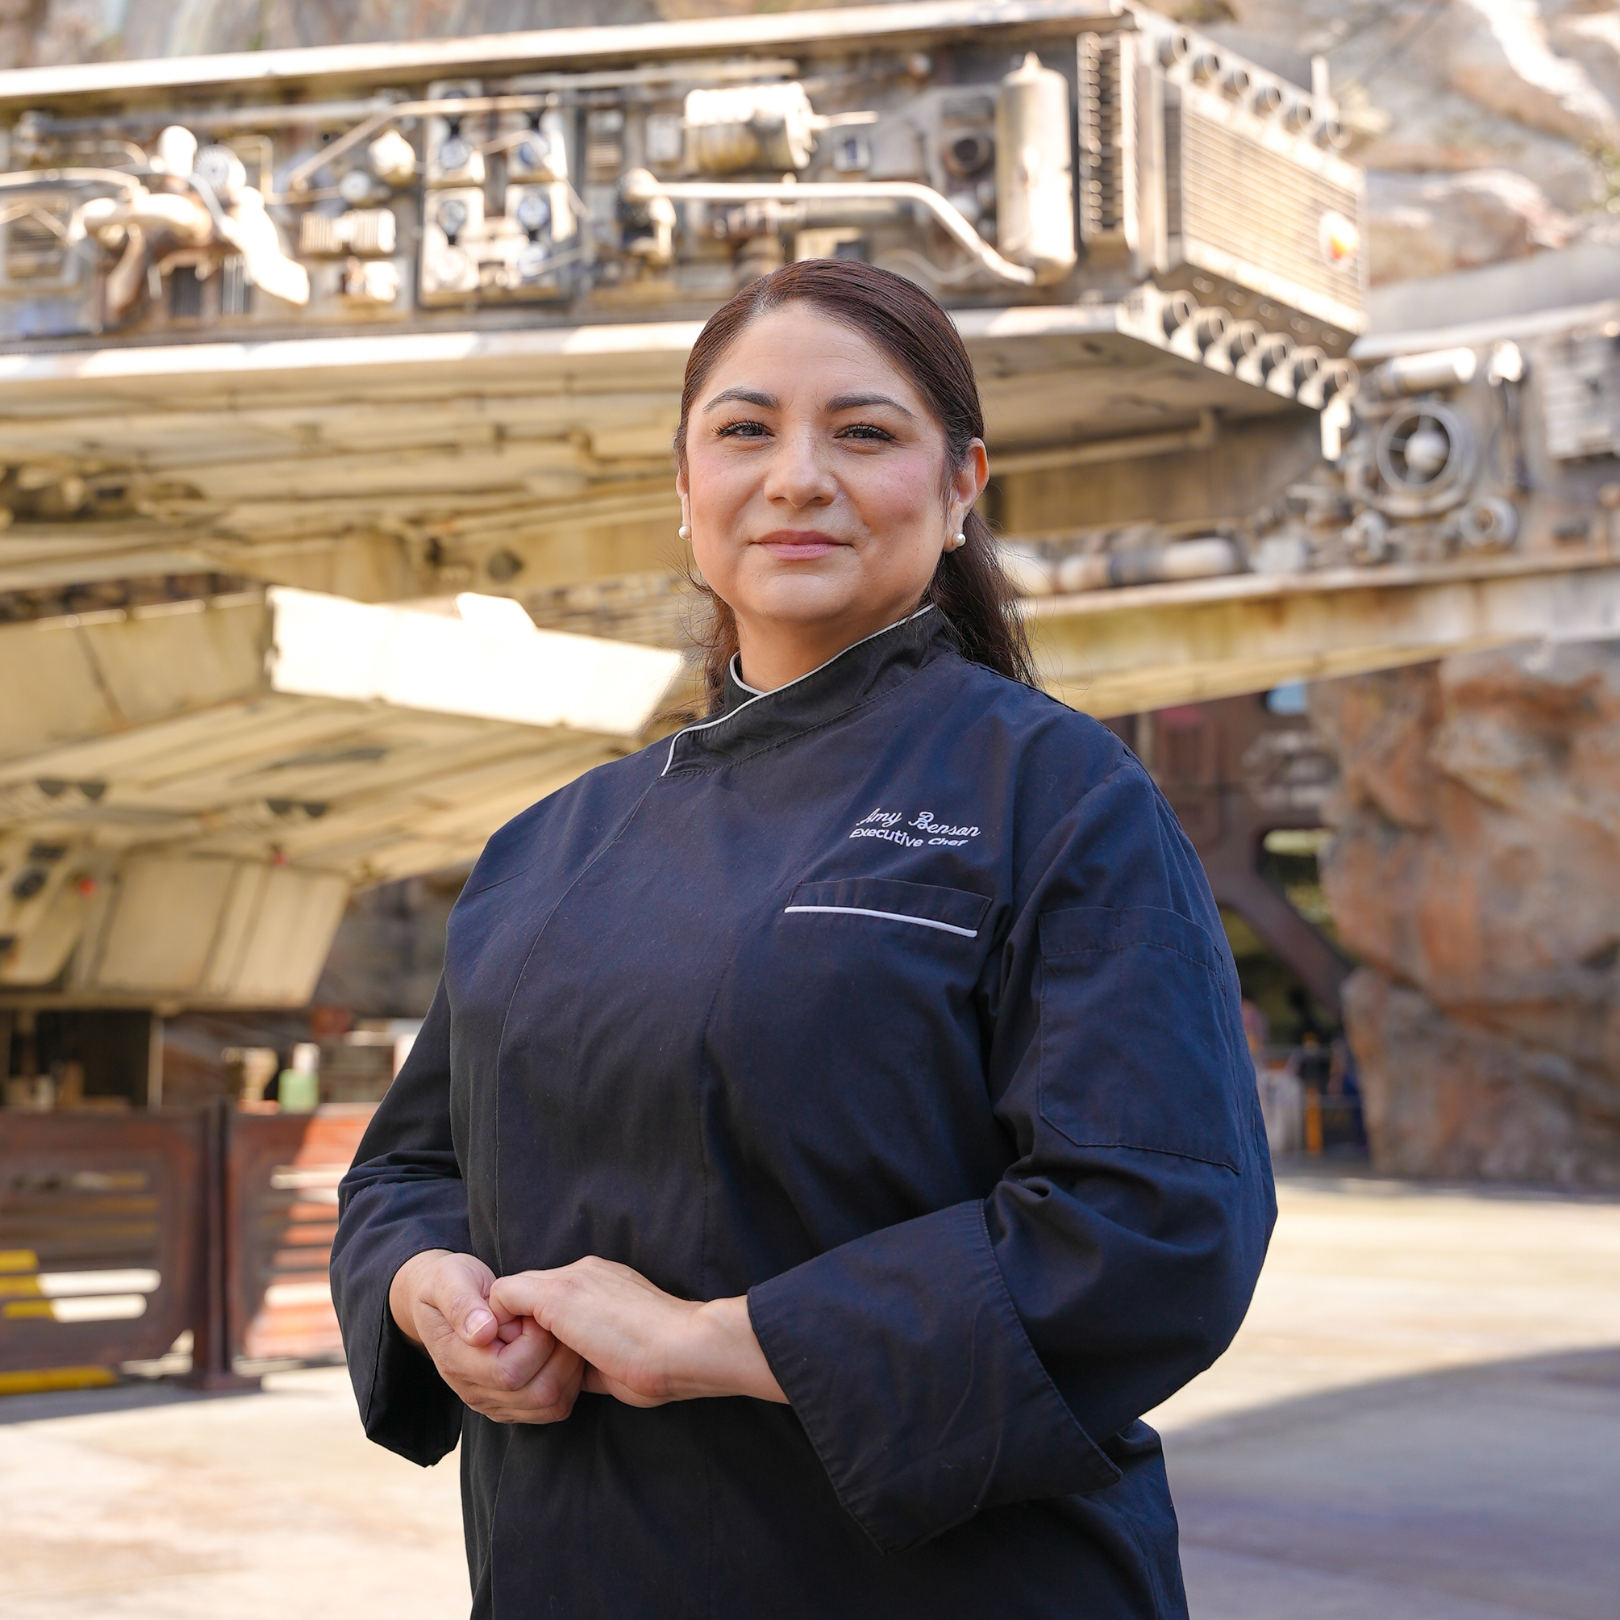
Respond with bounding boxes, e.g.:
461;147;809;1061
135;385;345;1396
677;303;987;688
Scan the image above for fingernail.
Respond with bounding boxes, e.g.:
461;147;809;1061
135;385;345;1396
466;1308;493;1338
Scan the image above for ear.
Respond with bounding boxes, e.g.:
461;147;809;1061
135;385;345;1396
675;463;690;529
949;439;989;531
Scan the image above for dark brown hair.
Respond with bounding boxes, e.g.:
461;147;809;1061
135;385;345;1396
674;258;1037;709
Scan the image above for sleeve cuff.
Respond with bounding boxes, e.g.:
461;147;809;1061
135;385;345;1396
747;1200;1120;1552
360;1264;465;1467
331;1195;470;1468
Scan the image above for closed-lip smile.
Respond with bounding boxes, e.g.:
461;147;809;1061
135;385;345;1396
753;530;845;558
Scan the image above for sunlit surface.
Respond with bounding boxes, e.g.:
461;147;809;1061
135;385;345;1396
0;1172;1615;1618
0;1366;464;1618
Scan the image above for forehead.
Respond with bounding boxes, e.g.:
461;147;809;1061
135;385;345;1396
704;303;933;415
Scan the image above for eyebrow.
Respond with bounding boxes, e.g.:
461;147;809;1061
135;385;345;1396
825;392;916;418
703;386;778;412
701;386;918;419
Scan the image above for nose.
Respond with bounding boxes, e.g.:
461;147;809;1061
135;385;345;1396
761;422;836;511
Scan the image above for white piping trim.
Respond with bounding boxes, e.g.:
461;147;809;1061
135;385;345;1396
728;654;764;696
783;904;977;938
661;604;936;777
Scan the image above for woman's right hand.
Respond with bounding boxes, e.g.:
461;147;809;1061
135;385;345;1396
388;1248;586;1424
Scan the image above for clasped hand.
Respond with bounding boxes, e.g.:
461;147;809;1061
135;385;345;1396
388;1250;785;1424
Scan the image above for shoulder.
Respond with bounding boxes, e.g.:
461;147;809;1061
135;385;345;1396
462;738;666;894
942;655;1139;790
939;655;1193;875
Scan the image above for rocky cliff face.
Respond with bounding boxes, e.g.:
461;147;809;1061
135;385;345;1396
1314;647;1620;1184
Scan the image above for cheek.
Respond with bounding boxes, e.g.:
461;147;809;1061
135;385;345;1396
851;455;942;541
685;451;746;568
686;442;758;502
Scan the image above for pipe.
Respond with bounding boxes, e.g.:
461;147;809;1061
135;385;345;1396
1160;290;1197;339
619;169;1038;286
1236;332;1294;389
1055;536;1242;593
103;223;147;317
1209;319;1263;376
22;64;804;139
1298;357;1358;410
77;189;212;245
1375;346;1477;396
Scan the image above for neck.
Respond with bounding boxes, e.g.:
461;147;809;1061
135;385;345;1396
732;604;925;692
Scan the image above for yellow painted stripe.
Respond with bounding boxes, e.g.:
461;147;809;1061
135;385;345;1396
0;1276;43;1297
0;1366;118;1396
3;1300;55;1319
0;1249;38;1273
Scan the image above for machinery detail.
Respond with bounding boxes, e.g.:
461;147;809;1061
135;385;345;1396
0;3;1361;375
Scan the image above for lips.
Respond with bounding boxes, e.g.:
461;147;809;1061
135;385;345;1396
753;530;845;559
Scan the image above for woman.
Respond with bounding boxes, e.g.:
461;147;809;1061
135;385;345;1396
332;259;1273;1619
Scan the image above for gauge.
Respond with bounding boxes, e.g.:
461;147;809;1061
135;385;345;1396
437;135;472;174
514;191;551;236
512;134;551;174
436;196;470;239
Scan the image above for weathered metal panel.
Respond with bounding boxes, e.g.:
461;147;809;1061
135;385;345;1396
0;1111;206;1375
229;1108;373;1365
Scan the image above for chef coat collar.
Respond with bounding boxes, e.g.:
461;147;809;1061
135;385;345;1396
663;604;949;774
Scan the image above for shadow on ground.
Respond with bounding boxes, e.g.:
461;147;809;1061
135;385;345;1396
0;1378;264;1427
1168;1345;1620;1620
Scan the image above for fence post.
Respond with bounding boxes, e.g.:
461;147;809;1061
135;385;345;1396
184;1097;260;1392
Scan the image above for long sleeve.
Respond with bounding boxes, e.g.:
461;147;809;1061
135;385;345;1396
331;977;470;1466
746;758;1276;1552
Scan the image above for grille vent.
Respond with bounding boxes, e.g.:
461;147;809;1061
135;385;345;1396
221;255;254;317
1077;32;1136;248
1542;335;1620;460
1;200;73;288
1171;86;1363;329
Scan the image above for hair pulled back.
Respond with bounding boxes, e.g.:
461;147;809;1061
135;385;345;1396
674;258;1037;710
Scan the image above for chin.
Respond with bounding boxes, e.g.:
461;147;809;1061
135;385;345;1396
736;577;858;625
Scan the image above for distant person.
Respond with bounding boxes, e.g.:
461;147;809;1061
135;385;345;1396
1247;998;1304;1155
1286;983;1326;1048
332;261;1275;1620
1292;1030;1331;1094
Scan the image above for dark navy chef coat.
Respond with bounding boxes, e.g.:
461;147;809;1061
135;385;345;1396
332;606;1275;1619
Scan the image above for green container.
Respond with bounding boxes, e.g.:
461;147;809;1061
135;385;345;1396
278;1067;319;1113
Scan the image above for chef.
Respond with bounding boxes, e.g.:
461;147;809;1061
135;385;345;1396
333;258;1274;1619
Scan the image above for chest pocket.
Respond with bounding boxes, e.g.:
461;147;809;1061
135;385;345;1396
1037;905;1245;1172
784;877;991;939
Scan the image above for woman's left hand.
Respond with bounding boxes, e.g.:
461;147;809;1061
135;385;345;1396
488;1258;787;1409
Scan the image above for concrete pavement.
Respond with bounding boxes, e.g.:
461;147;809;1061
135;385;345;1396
1;1168;1616;1617
1153;1170;1620;1620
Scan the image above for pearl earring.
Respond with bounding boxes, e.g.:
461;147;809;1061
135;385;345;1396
948;529;966;551
678;524;691;541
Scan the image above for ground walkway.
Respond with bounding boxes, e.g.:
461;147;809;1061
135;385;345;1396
2;1169;1617;1617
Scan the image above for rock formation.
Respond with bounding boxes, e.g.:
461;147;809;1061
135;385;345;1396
1366;167;1572;282
1313;645;1620;1185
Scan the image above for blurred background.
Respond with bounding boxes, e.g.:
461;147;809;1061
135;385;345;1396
0;3;1615;1617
